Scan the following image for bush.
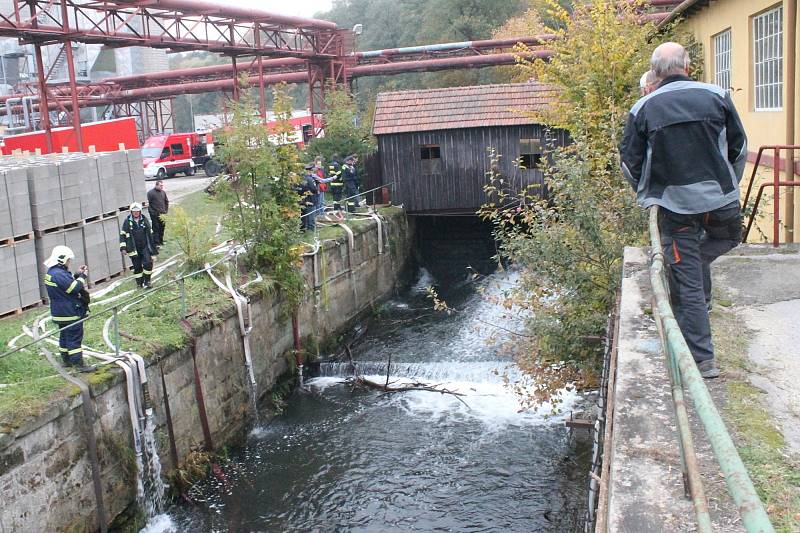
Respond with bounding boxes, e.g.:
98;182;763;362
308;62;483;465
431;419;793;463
163;206;213;271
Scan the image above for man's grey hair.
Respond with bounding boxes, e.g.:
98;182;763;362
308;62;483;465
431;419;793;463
640;70;658;89
650;42;689;79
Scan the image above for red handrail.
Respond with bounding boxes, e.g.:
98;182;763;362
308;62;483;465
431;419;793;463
742;145;800;247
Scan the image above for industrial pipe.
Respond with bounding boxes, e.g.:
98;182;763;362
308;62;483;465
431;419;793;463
348;51;551;76
108;0;338;30
5;96;19;128
356;35;556;58
100;36;557;89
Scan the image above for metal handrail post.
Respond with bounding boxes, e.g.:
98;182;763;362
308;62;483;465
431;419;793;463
773;147;781;247
112;307;121;358
179;278;187;319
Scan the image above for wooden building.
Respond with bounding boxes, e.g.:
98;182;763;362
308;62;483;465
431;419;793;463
371;82;566;215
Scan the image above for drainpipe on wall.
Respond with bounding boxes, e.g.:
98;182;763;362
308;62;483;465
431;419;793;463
785;0;797;242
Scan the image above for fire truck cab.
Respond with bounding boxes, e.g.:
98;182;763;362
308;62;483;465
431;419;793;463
142;131;220;179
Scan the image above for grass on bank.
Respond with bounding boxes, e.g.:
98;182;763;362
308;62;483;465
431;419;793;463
711;304;800;532
0;189;401;434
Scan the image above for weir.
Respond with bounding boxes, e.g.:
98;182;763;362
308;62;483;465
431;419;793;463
168;267;590;531
0;208;411;531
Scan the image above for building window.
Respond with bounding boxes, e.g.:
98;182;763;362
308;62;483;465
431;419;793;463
753;6;783;111
421;144;441;174
714;29;732;91
519;138;542;169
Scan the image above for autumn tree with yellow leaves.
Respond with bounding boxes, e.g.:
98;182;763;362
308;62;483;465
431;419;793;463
481;1;698;406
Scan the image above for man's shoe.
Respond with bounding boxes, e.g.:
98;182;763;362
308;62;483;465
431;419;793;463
75;364;97;373
142;282;152;289
697;359;720;379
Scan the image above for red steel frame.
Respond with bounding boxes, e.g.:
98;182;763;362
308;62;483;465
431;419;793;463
742;144;800;247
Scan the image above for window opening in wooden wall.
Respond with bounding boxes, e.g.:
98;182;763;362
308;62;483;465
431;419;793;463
421;144;441;174
520;138;542;170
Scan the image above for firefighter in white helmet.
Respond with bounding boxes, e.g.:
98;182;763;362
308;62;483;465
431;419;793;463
120;202;156;289
43;245;95;372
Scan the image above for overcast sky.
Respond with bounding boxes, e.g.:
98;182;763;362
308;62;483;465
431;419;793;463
230;0;333;18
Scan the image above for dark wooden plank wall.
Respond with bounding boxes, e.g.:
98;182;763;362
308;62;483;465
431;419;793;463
378;125;568;213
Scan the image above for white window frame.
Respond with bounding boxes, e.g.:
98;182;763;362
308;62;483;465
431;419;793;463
753;6;783;111
713;29;732;91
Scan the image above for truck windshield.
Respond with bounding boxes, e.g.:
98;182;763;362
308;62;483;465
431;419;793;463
141;147;163;158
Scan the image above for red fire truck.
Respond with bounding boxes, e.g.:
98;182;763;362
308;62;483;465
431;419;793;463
141;131;220;179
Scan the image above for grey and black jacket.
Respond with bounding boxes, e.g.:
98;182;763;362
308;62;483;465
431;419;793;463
619;75;747;214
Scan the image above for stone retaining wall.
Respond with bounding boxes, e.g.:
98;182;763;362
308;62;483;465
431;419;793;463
0;209;412;532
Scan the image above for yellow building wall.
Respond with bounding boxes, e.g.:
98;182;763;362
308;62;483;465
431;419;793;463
681;0;800;243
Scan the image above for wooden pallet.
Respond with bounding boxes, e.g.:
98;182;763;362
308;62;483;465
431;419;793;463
0;299;45;319
34;220;83;237
0;232;34;246
88;270;125;288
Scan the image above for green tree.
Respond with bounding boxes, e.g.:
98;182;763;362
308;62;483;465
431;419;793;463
216;81;305;308
481;0;693;406
305;88;375;162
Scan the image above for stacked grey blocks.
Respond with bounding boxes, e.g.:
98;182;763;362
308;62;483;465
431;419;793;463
0;149;145;315
0;167;33;240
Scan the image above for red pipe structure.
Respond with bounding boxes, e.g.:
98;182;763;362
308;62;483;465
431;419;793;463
0;0;341;57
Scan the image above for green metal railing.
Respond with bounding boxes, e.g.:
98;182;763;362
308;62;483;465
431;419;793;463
648;206;774;533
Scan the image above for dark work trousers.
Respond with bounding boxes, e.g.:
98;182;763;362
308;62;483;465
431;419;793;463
130;247;153;286
345;182;360;212
149;209;166;247
331;184;344;211
57;318;84;365
659;201;742;362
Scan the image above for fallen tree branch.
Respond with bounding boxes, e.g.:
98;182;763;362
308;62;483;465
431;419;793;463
348;375;471;409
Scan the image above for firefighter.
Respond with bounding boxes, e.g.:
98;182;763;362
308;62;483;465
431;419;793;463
43;245;95;372
120;202;156;289
298;164;319;232
342;154;361;212
328;154;344;217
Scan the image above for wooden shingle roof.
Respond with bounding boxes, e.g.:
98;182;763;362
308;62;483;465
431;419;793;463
372;82;556;135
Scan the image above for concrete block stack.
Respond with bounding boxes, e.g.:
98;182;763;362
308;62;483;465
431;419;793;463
0;164;38;314
26;162;65;231
0;149;145;315
0;167;33;240
126;150;147;203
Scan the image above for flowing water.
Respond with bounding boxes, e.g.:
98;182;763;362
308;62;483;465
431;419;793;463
163;269;589;532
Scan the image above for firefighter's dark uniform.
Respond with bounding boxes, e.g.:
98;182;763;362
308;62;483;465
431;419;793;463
328;160;343;211
44;265;89;366
298;172;319;232
120;213;156;287
342;161;360;212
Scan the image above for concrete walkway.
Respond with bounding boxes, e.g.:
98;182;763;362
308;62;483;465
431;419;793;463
711;245;800;454
601;244;800;532
154;175;214;203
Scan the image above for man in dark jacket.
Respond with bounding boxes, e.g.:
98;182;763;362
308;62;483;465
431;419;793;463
120;202;156;288
43;245;95;372
342;154;361;213
298;164;320;232
328;154;344;216
620;42;747;379
147;180;169;249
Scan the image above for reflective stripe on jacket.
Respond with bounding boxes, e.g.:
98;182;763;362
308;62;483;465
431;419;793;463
120;214;155;256
45;265;88;321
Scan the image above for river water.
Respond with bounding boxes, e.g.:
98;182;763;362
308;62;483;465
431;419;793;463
164;269;589;532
